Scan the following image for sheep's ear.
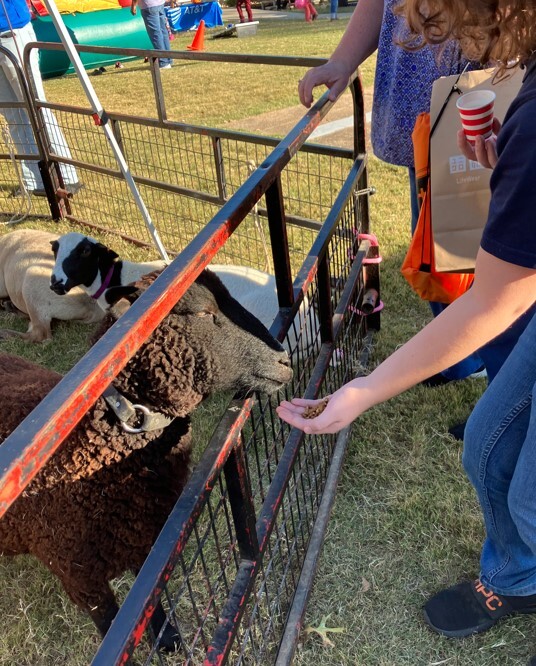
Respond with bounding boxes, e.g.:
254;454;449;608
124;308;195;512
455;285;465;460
50;239;59;254
105;285;139;306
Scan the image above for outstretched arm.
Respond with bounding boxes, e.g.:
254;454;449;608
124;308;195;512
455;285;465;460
298;0;384;107
277;248;536;434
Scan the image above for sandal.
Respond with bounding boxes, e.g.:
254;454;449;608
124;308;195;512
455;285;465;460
424;579;536;638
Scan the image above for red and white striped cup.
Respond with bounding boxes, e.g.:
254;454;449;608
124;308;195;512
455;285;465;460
456;90;496;144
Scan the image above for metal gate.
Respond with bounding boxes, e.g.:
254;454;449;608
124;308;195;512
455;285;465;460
0;44;380;665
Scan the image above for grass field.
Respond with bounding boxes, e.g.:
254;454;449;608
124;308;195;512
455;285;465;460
0;16;533;666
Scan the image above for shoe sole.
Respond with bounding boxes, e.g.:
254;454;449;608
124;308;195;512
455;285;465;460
468;369;488;379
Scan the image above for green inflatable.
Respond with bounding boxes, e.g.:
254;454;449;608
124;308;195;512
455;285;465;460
32;8;153;79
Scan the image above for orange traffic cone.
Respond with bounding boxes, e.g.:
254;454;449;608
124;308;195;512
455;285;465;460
187;20;205;51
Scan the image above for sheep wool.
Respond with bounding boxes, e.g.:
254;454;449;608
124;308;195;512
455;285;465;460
0;269;292;649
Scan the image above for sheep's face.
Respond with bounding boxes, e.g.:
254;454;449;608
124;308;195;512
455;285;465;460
104;270;293;416
50;232;118;294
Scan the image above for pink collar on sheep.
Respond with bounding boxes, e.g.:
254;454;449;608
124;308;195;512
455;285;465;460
92;264;116;300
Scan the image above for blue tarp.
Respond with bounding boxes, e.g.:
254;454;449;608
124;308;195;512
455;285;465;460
165;2;223;31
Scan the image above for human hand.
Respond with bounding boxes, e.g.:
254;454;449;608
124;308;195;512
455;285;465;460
298;60;352;109
457;117;501;169
276;378;371;435
130;2;137;14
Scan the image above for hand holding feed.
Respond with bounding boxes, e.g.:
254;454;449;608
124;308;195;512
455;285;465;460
276;378;373;434
298;61;353;108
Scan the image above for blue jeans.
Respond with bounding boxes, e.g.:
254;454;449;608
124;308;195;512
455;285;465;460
408;167;483;380
463;310;536;595
141;5;171;68
330;0;338;15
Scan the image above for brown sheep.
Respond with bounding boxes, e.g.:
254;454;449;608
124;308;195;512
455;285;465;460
0;269;292;649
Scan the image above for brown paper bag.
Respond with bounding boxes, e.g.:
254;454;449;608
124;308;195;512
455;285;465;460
430;68;523;272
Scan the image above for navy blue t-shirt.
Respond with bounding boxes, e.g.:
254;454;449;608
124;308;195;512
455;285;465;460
481;57;536;269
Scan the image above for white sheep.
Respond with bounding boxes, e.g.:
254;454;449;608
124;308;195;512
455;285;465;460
50;231;167;310
50;232;319;355
0;229;105;342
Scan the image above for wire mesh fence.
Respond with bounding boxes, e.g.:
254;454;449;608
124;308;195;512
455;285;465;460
0;45;379;665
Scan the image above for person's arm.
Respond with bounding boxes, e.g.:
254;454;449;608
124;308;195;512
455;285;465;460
277;248;536;434
298;0;384;107
131;0;138;15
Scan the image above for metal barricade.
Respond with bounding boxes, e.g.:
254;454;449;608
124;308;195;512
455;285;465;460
0;45;379;665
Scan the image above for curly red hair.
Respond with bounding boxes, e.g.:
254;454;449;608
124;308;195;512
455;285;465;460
395;0;536;74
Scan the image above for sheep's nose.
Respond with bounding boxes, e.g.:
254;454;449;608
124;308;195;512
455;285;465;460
279;351;291;367
278;351;293;382
50;276;66;295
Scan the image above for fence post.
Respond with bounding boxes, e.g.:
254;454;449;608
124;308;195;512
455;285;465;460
223;438;259;560
265;175;293;308
212;136;227;202
316;253;334;344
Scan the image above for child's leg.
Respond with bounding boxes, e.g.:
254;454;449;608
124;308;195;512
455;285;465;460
236;0;246;22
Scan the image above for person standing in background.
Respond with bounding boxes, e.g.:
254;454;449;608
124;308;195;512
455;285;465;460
131;0;172;69
303;0;318;22
0;0;81;196
330;0;338;20
236;0;254;24
295;0;317;22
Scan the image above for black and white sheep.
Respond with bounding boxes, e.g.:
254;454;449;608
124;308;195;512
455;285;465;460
50;232;318;351
0;269;292;647
0;229;105;342
50;231;167;310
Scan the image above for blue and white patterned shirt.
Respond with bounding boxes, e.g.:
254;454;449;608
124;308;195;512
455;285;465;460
371;0;473;167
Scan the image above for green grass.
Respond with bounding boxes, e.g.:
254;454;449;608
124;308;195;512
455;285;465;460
42;19;376;125
0;17;532;666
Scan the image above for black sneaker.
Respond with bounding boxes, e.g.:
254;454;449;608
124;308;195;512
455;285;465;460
424;579;536;638
420;372;452;388
421;365;487;388
448;421;467;441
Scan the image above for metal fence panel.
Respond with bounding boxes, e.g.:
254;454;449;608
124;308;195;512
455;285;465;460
0;46;379;665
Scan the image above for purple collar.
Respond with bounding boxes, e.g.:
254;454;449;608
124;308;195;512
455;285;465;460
92;264;115;300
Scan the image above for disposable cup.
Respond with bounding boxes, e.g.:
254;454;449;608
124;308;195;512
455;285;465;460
456;90;496;143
